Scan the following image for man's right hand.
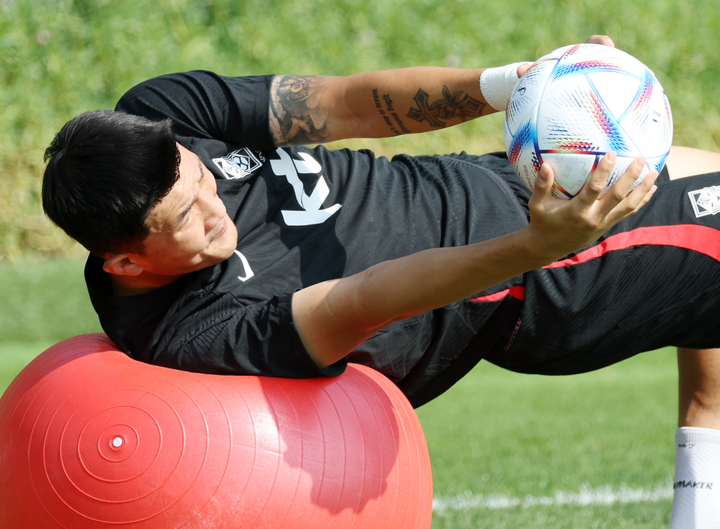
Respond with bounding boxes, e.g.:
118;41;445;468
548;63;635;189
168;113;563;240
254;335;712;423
523;153;658;263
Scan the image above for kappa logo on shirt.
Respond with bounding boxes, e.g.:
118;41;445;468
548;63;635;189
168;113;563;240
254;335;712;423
688;186;720;217
213;148;265;180
270;149;342;226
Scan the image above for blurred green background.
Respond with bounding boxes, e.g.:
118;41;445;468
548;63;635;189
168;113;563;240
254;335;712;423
1;0;719;259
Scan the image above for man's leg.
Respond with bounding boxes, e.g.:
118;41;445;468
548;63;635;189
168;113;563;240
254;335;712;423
671;348;720;528
654;147;720;527
678;348;720;429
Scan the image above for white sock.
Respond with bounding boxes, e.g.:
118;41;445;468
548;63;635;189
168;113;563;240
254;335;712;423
669;427;720;528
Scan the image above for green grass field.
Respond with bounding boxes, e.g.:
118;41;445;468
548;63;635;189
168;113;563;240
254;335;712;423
418;349;676;527
0;259;678;527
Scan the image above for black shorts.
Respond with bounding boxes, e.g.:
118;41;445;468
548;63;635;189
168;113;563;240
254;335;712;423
485;166;720;375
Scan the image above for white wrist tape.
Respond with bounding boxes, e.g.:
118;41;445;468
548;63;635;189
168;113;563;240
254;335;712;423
479;62;527;111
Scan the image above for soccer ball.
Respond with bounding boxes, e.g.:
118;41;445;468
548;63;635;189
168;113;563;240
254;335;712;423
504;44;673;199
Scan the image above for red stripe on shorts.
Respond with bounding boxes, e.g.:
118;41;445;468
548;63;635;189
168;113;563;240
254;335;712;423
470;225;720;302
544;224;720;269
471;285;526;302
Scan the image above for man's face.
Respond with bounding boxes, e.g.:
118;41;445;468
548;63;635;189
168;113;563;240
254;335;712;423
128;144;238;277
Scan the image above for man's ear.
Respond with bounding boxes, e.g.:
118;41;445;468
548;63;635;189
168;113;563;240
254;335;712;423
102;253;145;277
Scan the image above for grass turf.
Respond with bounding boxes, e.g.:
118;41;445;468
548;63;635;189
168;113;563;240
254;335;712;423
0;258;101;342
418;347;677;527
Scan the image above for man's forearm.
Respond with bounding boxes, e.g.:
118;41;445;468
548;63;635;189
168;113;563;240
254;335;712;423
269;67;495;146
292;224;548;368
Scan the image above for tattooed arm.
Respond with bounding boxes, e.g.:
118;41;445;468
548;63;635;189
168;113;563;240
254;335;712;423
268;67;499;146
268;36;617;146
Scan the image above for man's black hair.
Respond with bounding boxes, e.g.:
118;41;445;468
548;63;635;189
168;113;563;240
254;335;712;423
42;110;180;255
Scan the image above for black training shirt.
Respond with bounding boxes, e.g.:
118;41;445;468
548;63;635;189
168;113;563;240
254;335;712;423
86;71;529;406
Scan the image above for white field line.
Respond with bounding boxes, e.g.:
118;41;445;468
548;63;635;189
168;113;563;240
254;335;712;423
433;483;673;512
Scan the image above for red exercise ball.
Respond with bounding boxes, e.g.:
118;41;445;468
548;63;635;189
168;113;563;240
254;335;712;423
0;334;432;529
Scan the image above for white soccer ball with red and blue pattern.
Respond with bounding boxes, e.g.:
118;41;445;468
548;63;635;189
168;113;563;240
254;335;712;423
504;44;673;199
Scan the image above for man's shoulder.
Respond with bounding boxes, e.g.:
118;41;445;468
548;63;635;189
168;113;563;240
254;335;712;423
116;71;274;112
84;254;200;360
116;71;276;153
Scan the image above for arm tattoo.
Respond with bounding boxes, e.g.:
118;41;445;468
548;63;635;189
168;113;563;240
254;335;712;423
406;85;486;128
373;89;411;136
269;76;331;146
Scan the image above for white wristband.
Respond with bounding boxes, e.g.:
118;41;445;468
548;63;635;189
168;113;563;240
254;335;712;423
479;62;527;111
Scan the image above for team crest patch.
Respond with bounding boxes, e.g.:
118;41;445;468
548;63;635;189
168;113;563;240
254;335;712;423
213;148;264;180
688;186;720;217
